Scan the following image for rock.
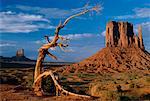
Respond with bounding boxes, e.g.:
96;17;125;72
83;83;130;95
105;21;144;50
138;25;145;50
12;49;32;61
16;49;24;57
134;35;139;48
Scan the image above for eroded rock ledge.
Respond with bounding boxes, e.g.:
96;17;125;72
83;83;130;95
105;21;144;50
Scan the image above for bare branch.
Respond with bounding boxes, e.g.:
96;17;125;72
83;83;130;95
40;5;101;50
63;5;101;27
58;43;68;52
46;51;57;60
44;36;50;43
92;4;102;13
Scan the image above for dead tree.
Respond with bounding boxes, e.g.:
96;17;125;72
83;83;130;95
33;5;101;97
33;70;91;98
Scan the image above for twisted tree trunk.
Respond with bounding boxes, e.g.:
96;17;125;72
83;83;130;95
33;70;91;98
33;49;47;96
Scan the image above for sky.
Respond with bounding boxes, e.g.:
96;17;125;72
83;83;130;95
0;0;150;62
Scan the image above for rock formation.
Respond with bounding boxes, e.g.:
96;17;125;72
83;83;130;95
105;21;144;50
138;25;145;50
16;49;24;57
63;21;150;74
0;49;33;63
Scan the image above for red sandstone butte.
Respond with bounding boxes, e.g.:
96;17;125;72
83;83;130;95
105;21;144;50
63;21;150;74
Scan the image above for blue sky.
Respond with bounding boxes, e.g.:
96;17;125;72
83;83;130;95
0;0;150;62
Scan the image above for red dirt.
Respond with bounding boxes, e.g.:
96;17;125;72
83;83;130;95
0;84;93;101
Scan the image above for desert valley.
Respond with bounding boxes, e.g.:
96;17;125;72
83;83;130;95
0;1;150;101
0;21;150;101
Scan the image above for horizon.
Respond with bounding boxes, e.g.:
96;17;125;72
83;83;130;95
0;0;150;62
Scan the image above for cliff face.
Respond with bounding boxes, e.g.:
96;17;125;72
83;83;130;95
105;21;144;50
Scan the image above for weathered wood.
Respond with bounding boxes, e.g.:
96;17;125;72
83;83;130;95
33;70;91;98
33;49;47;96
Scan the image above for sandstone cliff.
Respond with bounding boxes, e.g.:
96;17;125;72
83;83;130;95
105;21;144;50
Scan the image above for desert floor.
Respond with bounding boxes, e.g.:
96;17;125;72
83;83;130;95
0;67;150;101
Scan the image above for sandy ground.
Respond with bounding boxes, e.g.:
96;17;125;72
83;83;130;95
0;84;94;101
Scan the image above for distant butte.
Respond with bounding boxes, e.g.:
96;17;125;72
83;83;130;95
16;49;24;57
0;49;32;62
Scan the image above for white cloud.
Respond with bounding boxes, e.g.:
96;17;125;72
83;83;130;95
116;15;134;19
0;41;16;47
0;11;49;22
49;33;97;40
0;11;55;33
35;40;42;44
1;4;103;33
0;43;16;47
13;5;79;18
134;8;150;18
16;5;69;18
101;31;106;36
57;33;95;39
115;7;150;19
134;22;150;34
35;33;99;44
141;22;150;32
13;5;103;19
